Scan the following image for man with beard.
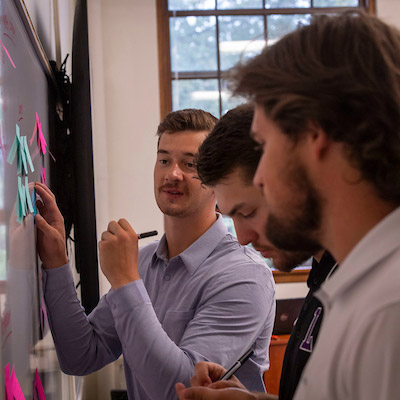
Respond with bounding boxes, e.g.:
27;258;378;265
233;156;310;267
176;11;400;400
176;104;336;400
34;109;276;400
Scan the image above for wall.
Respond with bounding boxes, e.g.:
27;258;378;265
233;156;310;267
86;1;162;398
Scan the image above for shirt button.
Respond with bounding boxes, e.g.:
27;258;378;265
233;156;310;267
165;275;170;281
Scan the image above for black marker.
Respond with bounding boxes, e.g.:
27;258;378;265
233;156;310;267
219;348;254;381
137;230;158;239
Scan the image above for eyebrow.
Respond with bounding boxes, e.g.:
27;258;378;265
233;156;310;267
226;202;247;217
157;149;196;157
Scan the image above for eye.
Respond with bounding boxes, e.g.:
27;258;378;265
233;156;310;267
159;159;168;165
253;143;265;152
186;162;196;169
243;210;256;219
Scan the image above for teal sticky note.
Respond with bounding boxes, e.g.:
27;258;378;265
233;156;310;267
25;177;33;213
7;128;20;165
32;187;37;216
16;177;24;223
23;136;34;173
18;176;26;217
19;139;28;175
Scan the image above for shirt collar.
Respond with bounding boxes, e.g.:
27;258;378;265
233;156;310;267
316;206;400;308
151;214;228;275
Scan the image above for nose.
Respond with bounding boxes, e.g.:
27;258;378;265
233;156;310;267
253;162;263;189
234;220;257;246
166;163;183;182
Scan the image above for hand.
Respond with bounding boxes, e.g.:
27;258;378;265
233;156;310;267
98;219;140;289
189;362;245;389
175;382;256;400
34;182;68;269
176;361;251;400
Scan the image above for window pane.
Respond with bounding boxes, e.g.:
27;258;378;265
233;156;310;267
219;16;265;71
217;0;262;9
265;0;311;8
267;14;311;44
314;0;358;6
221;80;247;116
169;0;216;11
172;79;220;117
170;16;217;72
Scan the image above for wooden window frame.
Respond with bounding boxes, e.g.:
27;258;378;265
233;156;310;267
156;0;376;283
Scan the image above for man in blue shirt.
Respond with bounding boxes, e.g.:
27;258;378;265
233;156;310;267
34;108;276;399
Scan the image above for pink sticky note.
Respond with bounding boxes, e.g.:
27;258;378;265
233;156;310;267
38;123;47;155
4;364;12;400
4;364;25;400
0;39;16;68
34;369;45;400
40;167;46;185
30;113;39;146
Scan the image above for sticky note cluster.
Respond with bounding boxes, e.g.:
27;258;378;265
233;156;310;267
6;124;36;223
4;364;25;400
7;112;48;224
7;124;34;175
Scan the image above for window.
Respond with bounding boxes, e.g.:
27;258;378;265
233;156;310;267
157;0;375;281
157;0;375;118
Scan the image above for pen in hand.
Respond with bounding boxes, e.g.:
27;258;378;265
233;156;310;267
138;230;158;239
218;348;254;381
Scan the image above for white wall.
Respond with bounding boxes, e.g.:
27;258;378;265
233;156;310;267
86;1;162;398
88;0;163;298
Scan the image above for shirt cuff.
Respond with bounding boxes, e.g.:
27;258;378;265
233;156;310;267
42;262;73;291
106;279;151;316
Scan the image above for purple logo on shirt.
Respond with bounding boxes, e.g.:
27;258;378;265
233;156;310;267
300;307;322;353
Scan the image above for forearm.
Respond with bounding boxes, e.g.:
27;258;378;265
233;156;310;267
108;281;195;399
43;264;121;375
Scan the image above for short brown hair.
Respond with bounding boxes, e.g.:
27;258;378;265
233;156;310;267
156;109;218;141
197;104;260;187
231;12;400;205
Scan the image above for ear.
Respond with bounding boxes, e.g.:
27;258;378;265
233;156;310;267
306;121;331;161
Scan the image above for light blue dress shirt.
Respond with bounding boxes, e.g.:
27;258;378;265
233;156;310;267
43;215;276;399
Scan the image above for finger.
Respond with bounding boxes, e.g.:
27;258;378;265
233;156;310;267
34;183;59;212
208;380;244;390
175;383;187;400
107;221;119;235
34;182;56;200
101;231;114;241
118;218;136;235
176;386;223;400
36;199;45;214
194;362;226;384
35;214;53;233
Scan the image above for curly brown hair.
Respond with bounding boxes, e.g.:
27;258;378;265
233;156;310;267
231;11;400;205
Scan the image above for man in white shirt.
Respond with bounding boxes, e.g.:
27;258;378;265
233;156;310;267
177;12;400;400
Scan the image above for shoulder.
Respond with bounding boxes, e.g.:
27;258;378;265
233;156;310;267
208;234;274;285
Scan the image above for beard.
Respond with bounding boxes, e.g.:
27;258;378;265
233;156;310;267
265;161;323;254
272;250;314;273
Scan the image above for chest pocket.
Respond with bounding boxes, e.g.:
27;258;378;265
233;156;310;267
162;309;195;344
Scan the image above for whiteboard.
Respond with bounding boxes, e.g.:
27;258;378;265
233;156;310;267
0;0;72;398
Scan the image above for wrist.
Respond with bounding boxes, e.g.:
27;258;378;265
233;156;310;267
111;273;140;290
43;255;69;269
